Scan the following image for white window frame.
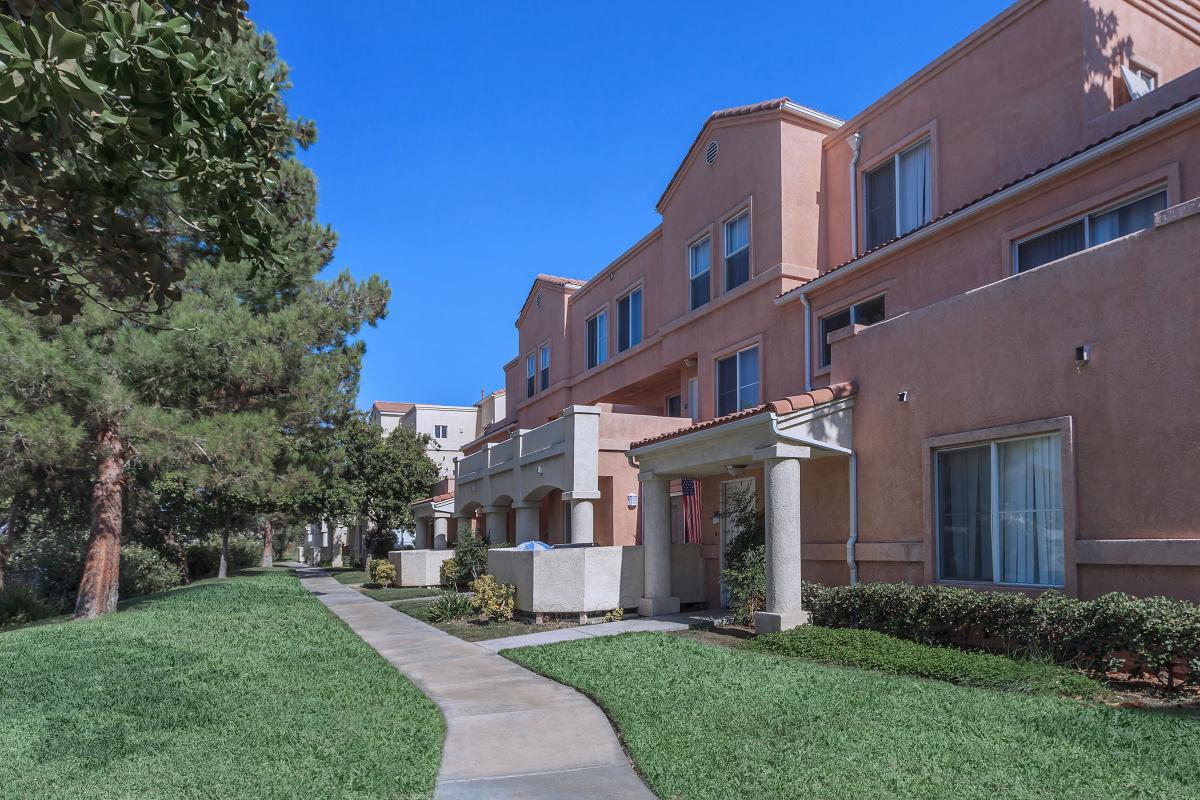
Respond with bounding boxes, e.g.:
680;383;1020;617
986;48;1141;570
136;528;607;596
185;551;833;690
723;209;751;292
688;235;711;311
525;353;536;398
616;286;643;353
433;424;448;439
1011;184;1168;274
818;294;885;368
539;343;551;391
586;309;608;370
864;137;931;249
934;432;1064;589
715;345;760;417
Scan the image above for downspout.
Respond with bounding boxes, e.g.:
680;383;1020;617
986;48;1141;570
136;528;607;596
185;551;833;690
767;414;859;586
848;131;862;258
800;292;812;392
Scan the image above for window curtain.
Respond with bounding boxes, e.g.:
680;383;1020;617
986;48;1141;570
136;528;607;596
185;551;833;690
998;435;1063;586
897;141;931;235
1089;190;1167;246
938;446;991;581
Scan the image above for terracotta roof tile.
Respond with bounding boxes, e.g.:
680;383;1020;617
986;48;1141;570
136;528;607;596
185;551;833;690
629;381;857;450
373;401;414;413
535;274;587;288
411;492;453;506
781;92;1200;299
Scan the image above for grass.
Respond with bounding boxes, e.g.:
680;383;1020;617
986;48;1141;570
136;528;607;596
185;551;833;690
0;568;444;800
329;568;369;585
745;625;1103;697
507;633;1200;800
392;598;577;642
360;585;440;602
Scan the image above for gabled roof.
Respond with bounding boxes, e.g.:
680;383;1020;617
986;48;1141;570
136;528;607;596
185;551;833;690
629;382;857;450
657;97;842;212
372;401;414;414
780;91;1200;301
516;273;588;326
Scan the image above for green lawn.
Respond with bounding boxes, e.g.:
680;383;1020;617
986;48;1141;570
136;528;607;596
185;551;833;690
0;569;443;800
392;599;577;642
329;568;369;585
507;633;1200;800
360;585;441;602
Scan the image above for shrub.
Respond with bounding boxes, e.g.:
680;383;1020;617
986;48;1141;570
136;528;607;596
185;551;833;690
426;591;472;623
119;544;184;598
719;483;766;626
369;558;396;588
454;531;488;583
604;607;624;623
747;625;1103;697
185;536;261;580
468;575;515;622
0;584;61;628
438;557;459;588
802;581;1200;688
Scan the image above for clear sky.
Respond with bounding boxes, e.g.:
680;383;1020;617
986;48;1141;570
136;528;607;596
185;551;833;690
247;0;1009;410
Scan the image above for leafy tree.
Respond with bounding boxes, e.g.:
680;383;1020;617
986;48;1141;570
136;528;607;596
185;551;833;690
0;1;310;319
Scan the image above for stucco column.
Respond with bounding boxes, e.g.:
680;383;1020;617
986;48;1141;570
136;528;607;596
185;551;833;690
483;506;509;546
755;456;810;633
569;499;594;545
432;515;449;550
638;477;679;617
513;501;540;544
414;517;429;550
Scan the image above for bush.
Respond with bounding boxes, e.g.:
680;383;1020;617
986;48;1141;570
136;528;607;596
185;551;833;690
438;557;459;588
803;581;1200;688
119;544;184;598
426;591;472;623
369;558;396;588
719;484;766;626
747;625;1102;697
439;530;490;589
185;536;261;580
0;584;61;628
468;575;515;622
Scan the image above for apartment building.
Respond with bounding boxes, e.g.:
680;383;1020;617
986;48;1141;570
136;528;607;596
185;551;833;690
436;0;1199;626
369;400;476;478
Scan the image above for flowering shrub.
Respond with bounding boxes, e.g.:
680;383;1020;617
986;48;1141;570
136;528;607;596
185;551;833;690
369;558;396;588
438;557;459;588
468;575;515;622
802;581;1200;688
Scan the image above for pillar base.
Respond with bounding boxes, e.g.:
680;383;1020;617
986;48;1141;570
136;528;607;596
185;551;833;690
637;596;680;617
754;609;810;634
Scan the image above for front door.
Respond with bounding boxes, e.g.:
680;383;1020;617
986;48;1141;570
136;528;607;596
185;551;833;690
719;478;754;608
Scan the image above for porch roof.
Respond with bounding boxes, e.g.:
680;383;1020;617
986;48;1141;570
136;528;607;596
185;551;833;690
628;381;857;451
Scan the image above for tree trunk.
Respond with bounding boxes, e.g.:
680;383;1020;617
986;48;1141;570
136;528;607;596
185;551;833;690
218;529;230;578
260;519;274;568
74;425;129;619
0;497;21;592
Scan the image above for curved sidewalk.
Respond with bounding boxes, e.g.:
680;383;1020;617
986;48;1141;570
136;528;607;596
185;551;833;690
292;567;655;800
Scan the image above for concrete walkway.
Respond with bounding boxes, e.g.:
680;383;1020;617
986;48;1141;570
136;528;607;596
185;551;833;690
291;566;657;799
474;609;724;652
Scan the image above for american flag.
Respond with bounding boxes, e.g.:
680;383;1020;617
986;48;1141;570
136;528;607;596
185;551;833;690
681;479;703;544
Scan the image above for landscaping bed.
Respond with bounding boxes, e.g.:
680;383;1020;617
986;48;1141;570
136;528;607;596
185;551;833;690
0;569;443;800
391;597;577;642
508;632;1200;800
359;585;441;602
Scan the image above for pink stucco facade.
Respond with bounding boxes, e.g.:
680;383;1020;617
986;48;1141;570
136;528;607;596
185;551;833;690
456;0;1199;608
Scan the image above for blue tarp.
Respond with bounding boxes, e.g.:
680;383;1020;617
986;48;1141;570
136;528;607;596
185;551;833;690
511;540;553;551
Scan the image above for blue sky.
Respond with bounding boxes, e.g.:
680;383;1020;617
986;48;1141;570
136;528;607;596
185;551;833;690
248;0;1009;410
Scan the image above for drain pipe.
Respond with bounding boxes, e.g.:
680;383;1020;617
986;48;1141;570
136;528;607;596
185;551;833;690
848;131;862;258
767;415;859;585
800;292;813;392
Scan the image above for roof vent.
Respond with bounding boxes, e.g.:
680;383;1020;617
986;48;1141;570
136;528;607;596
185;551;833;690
704;140;719;165
535;292;542;308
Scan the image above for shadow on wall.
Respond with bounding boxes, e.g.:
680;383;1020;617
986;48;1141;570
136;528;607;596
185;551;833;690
1084;1;1133;117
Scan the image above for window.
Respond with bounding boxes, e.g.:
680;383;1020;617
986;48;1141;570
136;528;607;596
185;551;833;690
433;425;448;439
525;353;536;398
617;287;643;352
724;210;751;291
665;393;682;418
689;236;711;310
865;139;931;250
715;346;759;417
937;433;1064;587
586;310;608;369
1015;188;1167;273
539;344;550;391
818;295;885;368
1121;63;1157;101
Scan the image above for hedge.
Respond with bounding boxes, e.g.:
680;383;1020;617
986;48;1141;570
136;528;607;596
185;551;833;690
802;581;1200;688
746;625;1103;697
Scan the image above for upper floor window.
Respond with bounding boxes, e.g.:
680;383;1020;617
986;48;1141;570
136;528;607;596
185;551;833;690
617;287;643;353
818;295;885;368
586;309;608;370
937;432;1064;587
689;236;711;310
1121;63;1157;102
433;425;448;439
724;210;751;291
665;393;682;418
1015;187;1166;273
539;344;551;391
716;345;759;417
525;353;535;398
865;138;931;250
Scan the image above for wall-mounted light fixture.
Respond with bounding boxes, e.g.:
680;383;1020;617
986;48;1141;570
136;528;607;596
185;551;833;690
1075;344;1092;367
711;511;722;526
626;493;638;509
897;391;909;403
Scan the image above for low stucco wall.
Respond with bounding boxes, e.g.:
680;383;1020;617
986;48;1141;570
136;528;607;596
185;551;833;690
388;549;455;587
487;544;706;615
